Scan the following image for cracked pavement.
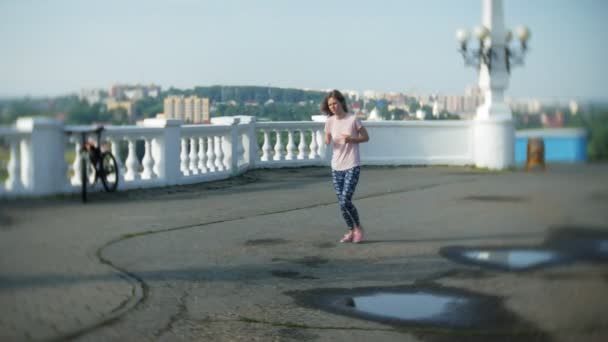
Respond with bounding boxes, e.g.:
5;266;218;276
1;165;608;341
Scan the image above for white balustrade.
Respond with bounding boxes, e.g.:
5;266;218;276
4;135;24;192
297;130;306;160
188;137;199;175
309;128;318;159
198;137;207;173
180;138;189;176
261;130;270;161
141;138;156;180
0;116;490;198
214;136;224;171
206;136;216;172
124;139;141;181
70;139;83;185
273;130;283;161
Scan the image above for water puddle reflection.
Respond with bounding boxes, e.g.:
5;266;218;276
441;247;569;271
350;292;469;324
288;285;538;331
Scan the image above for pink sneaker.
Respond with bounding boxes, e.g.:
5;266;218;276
352;228;364;243
339;230;354;243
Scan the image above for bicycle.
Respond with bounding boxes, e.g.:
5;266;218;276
67;126;119;202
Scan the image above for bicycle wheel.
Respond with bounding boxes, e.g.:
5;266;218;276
100;152;119;192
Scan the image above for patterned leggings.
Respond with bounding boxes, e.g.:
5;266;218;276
331;166;361;229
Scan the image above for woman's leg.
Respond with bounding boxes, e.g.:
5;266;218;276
332;169;354;228
340;166;361;228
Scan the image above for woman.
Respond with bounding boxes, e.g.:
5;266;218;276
322;90;369;243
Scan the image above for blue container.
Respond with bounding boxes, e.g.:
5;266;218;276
515;128;588;164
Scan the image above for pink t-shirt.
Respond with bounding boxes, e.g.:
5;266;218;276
325;113;363;171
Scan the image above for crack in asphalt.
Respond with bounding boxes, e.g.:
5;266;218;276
68;177;478;340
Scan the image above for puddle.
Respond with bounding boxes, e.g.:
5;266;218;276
545;226;608;261
288;284;543;332
349;292;469;324
440;246;569;271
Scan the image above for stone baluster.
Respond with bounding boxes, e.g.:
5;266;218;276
70;139;82;185
198;137;207;173
273;130;283;161
180;138;189;176
297;130;306;160
316;129;325;159
238;133;246;166
214;136;224;171
285;130;296;160
124;138;141;181
308;128;318;159
109;138;124;175
261;130;271;161
189;137;199;175
206;136;216;172
5;137;24;191
141;138;156;180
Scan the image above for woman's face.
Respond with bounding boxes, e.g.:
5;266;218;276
328;97;343;115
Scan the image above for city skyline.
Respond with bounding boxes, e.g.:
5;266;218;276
1;0;607;101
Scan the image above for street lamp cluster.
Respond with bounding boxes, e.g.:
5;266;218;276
456;25;530;73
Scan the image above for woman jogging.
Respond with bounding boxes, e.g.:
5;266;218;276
322;90;370;243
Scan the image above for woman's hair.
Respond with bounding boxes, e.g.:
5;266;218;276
321;89;349;116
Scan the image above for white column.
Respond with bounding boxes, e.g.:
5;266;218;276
15;117;65;195
141;138;156;180
189;137;199;175
198;137;207;173
474;0;514;169
206;136;216;172
261;130;270;161
308;128;318;159
273;130;283;161
180;138;189;176
297;130;306;160
5;137;24;192
285;130;296;160
142;118;182;185
124;138;141;181
214;136;224;171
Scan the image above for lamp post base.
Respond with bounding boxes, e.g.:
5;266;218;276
473;116;515;170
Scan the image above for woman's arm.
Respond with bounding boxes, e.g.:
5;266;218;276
343;127;369;144
324;131;332;145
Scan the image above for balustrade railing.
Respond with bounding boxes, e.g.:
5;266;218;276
254;121;326;168
0;116;485;198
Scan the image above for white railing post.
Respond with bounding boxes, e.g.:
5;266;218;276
245;117;257;168
273;130;283;161
189;136;199;175
180;138;189;176
206;136;216;172
124;138;141;181
261;130;270;162
286;130;296;160
213;136;223;171
227;118;240;175
70;140;82;185
16;117;65;195
198;137;207;173
297;130;306;160
308;128;318;160
5;136;24;192
141;138;156;180
143;118;182;186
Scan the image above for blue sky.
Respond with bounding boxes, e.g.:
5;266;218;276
1;0;606;101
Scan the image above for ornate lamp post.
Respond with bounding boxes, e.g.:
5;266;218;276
456;0;530;169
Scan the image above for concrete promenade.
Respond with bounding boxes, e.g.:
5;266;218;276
1;165;607;341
